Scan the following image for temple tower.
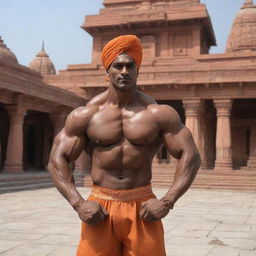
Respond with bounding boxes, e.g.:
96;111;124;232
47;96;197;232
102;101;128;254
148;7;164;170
226;0;256;53
29;42;56;76
82;0;216;65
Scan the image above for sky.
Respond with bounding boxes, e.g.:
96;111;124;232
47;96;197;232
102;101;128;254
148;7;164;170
0;0;247;72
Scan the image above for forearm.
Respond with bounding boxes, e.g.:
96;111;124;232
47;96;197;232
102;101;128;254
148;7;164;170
164;152;201;205
48;158;84;208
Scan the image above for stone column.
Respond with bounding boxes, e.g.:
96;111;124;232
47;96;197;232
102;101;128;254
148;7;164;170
3;106;27;173
183;99;202;152
247;125;256;170
214;99;233;170
200;115;208;170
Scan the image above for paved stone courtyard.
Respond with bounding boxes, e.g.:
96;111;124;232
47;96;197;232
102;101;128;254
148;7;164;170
0;187;256;256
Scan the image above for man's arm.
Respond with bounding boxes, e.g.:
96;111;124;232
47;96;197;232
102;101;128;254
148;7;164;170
161;117;201;205
140;105;200;221
48;106;108;225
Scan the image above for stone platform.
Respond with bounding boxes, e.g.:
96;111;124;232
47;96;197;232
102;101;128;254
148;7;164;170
0;187;256;256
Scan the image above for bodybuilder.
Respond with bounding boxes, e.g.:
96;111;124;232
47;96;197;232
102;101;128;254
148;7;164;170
48;35;201;256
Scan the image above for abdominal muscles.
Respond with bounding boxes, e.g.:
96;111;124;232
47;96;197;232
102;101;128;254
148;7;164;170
90;139;154;188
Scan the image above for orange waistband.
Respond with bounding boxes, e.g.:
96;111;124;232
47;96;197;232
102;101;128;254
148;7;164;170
89;184;154;201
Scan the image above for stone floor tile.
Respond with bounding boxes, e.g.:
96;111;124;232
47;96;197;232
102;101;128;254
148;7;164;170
0;232;46;241
1;244;57;256
165;245;212;256
214;223;252;232
47;246;77;256
36;234;79;247
238;249;256;256
221;238;256;250
0;240;21;254
209;230;256;239
208;246;240;256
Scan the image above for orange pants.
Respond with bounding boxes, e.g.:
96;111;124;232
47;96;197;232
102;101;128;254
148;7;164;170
76;185;166;256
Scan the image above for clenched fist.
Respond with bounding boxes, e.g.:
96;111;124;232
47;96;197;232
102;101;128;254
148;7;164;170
139;198;172;222
74;200;108;226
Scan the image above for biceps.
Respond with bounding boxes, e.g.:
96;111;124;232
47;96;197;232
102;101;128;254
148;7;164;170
51;129;85;163
161;127;197;159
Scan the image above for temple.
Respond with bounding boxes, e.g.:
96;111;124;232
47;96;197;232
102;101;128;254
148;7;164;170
0;0;256;189
45;0;256;172
0;36;84;173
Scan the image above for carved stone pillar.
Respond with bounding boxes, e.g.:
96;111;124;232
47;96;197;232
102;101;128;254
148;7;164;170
200;111;208;170
3;106;27;173
247;125;256;170
214;99;233;170
203;108;216;169
183;99;202;152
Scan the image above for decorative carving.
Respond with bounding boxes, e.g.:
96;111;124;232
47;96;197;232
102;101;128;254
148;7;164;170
141;35;156;57
183;99;202;117
214;99;233;117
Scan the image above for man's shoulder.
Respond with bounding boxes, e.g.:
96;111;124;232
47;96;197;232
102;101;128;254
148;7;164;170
147;103;176;116
69;91;108;120
65;104;99;136
69;104;99;120
138;91;157;106
147;104;183;131
87;90;108;107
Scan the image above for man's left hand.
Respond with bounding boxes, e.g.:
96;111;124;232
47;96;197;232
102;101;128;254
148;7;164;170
139;198;171;222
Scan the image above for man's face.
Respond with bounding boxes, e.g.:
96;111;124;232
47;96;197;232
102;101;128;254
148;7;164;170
107;53;138;91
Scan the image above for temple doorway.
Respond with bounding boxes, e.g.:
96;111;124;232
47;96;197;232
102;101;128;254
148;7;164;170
23;111;53;171
156;100;185;164
231;99;256;169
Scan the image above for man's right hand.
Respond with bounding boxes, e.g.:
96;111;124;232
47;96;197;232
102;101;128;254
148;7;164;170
74;199;108;226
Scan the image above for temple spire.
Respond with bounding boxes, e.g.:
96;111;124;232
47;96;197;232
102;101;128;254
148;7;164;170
241;0;255;9
42;39;45;51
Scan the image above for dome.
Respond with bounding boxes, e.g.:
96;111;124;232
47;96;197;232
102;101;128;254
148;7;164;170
29;45;56;76
0;36;18;64
226;0;256;53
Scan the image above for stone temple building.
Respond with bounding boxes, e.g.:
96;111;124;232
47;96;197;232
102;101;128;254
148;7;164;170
0;0;256;189
0;37;84;173
45;0;256;174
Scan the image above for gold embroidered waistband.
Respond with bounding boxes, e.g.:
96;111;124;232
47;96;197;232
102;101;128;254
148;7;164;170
90;184;154;201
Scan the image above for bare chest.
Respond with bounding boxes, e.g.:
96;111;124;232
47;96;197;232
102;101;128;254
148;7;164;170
87;107;159;146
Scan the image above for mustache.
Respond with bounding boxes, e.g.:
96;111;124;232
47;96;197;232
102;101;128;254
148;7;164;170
118;75;130;80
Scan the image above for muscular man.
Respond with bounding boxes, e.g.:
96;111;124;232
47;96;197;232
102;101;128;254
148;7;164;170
48;35;200;256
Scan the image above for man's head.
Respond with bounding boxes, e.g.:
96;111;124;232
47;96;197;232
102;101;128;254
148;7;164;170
101;35;142;91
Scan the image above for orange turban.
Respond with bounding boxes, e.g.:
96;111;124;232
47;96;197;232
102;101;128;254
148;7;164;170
101;35;142;70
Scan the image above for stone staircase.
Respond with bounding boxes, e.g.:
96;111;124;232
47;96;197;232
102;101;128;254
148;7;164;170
0;172;53;194
152;164;256;191
83;165;256;191
0;171;86;194
1;167;255;194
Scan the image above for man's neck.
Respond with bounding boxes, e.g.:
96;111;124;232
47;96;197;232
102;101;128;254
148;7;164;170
107;84;138;107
